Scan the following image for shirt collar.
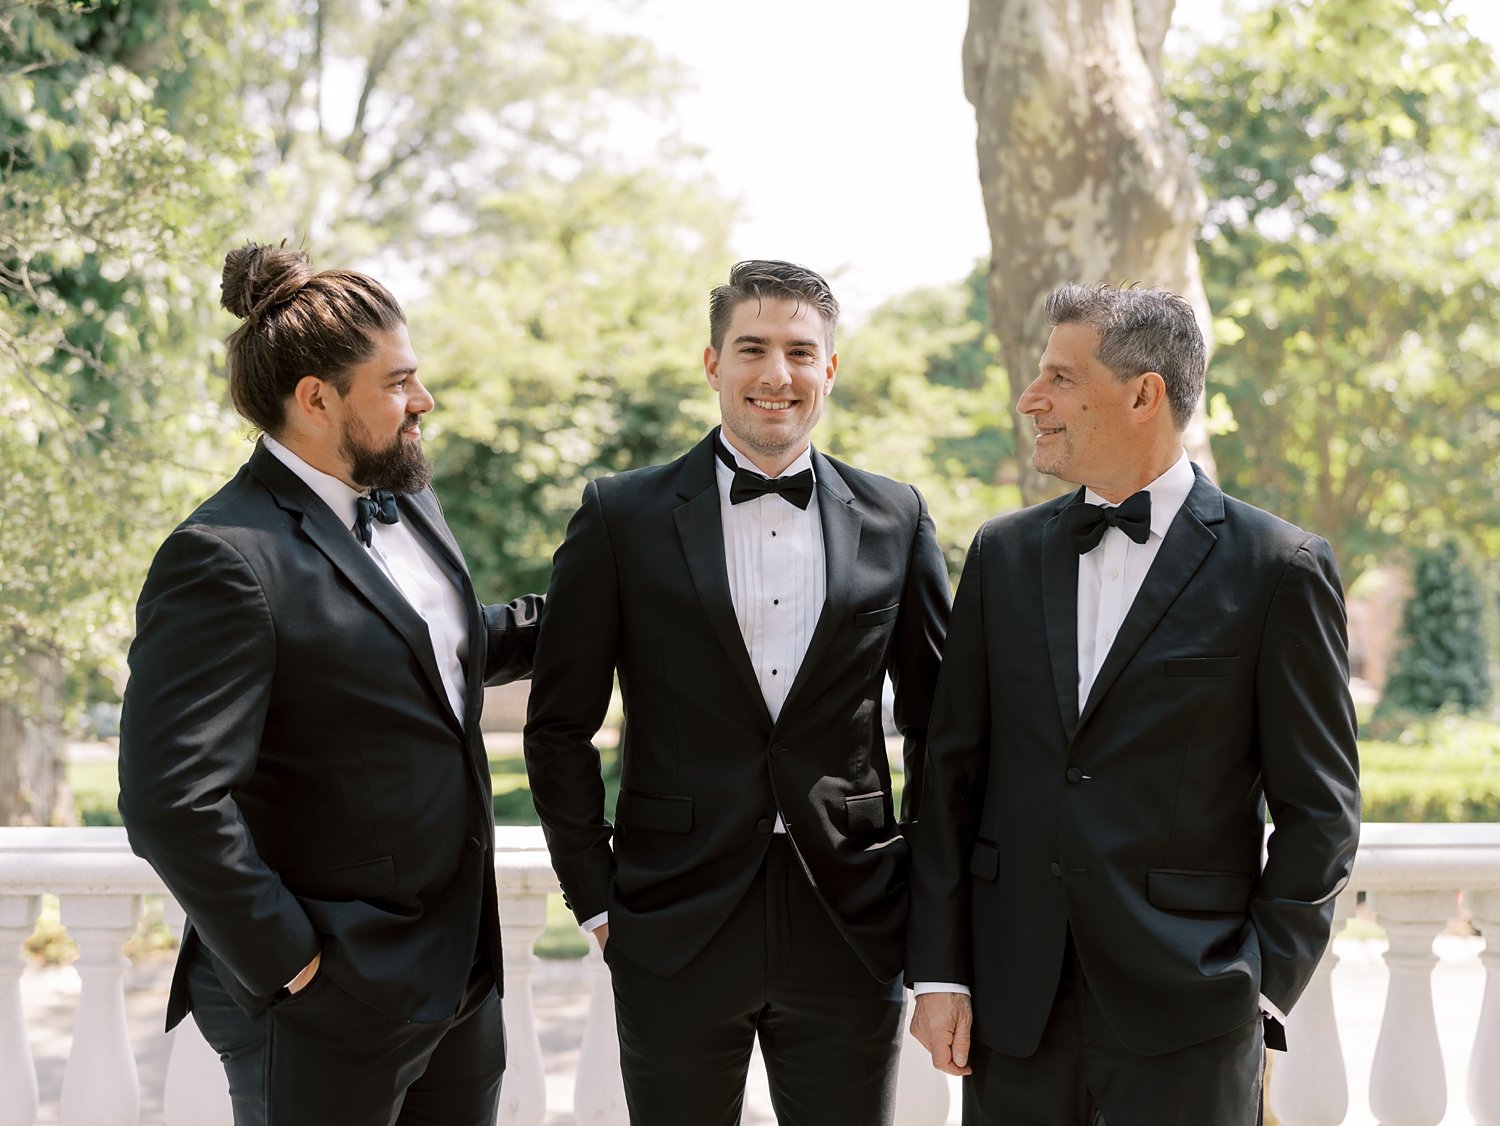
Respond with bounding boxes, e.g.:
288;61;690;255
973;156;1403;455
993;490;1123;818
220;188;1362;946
261;433;365;532
1083;450;1194;541
715;429;816;482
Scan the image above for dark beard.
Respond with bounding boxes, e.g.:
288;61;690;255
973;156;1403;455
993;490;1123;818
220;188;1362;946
340;414;432;494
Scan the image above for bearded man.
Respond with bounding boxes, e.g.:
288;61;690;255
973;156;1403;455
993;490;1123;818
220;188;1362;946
119;243;541;1126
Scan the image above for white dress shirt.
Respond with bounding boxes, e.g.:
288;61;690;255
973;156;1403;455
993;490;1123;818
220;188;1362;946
261;435;470;723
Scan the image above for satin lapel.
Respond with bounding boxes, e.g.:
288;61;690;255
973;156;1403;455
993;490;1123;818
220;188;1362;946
400;489;482;734
1041;494;1084;740
672;438;769;716
249;446;463;737
1077;474;1222;730
779;451;860;723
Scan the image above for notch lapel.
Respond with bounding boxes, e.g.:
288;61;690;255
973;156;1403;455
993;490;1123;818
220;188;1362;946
672;438;770;718
1041;494;1084;739
778;451;860;723
1077;472;1223;731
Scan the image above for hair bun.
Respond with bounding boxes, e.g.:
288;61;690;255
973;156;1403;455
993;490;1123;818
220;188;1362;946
221;242;313;322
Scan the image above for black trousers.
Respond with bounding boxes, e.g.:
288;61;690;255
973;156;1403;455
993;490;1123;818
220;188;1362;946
962;935;1263;1126
185;947;505;1126
607;836;904;1126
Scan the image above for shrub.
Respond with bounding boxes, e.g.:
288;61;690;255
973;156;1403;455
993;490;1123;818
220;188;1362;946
1380;540;1493;716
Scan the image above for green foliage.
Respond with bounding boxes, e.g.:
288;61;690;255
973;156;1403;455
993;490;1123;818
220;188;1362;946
1361;714;1500;820
826;261;1019;576
1168;0;1500;582
1380;540;1493;715
1;0;251;721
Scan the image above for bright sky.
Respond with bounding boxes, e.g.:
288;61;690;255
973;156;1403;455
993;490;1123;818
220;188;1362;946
601;0;1499;324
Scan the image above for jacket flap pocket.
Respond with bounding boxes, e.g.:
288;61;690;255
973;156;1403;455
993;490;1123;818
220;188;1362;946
853;603;900;629
616;789;693;833
969;840;1000;882
281;856;395;900
1147;868;1254;913
1165;656;1239;677
844;791;887;835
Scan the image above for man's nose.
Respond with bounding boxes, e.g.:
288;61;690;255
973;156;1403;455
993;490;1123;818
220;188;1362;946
410;377;436;414
1017;374;1045;414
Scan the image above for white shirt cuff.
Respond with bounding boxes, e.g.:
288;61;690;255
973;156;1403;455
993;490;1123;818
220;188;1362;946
579;911;608;934
912;982;971;996
1259;993;1286;1023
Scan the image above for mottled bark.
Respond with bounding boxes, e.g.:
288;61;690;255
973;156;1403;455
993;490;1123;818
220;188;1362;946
965;0;1215;503
0;646;71;826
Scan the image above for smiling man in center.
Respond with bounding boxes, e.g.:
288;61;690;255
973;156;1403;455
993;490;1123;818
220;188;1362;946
525;259;951;1124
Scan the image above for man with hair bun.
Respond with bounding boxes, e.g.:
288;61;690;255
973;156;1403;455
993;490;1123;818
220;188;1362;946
525;259;951;1124
119;242;541;1125
906;282;1361;1124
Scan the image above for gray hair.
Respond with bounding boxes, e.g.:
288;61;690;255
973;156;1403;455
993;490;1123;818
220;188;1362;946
1043;283;1205;430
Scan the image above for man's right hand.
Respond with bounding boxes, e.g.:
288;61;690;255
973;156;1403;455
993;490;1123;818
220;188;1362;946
910;991;973;1076
592;922;609;951
286;950;321;995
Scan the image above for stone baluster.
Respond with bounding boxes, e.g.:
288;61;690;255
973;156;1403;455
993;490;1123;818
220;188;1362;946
496;885;548;1126
1267;894;1353;1126
58;893;142;1126
893;993;950;1126
573;938;627;1125
0;894;41;1126
1465;889;1500;1125
158;897;232;1126
1368;890;1455;1126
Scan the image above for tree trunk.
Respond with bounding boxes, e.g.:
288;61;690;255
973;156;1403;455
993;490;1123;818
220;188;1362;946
0;645;71;826
965;0;1216;504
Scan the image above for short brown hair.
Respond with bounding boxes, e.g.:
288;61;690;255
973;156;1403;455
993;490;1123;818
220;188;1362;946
221;243;405;434
708;260;839;352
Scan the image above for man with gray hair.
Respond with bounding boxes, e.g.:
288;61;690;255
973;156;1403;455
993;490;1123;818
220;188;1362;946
906;283;1360;1123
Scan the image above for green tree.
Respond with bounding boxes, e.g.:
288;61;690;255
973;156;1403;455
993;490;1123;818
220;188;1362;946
826;262;1015;576
1381;540;1493;715
1169;0;1500;579
1;0;250;822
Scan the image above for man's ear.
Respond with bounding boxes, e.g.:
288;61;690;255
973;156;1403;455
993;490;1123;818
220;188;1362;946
704;345;721;392
289;375;336;431
824;350;838;394
1132;371;1168;423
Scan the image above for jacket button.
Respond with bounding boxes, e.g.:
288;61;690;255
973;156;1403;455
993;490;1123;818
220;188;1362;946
1050;862;1062;878
756;817;774;834
466;836;484;852
1065;766;1084;784
770;743;787;759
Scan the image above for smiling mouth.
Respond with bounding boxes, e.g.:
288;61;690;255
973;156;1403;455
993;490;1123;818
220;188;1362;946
750;399;795;411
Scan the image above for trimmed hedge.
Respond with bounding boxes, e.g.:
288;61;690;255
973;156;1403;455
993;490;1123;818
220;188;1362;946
1359;713;1500;822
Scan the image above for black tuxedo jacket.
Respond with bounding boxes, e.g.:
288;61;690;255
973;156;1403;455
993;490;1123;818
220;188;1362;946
119;441;540;1026
524;431;950;984
906;466;1360;1057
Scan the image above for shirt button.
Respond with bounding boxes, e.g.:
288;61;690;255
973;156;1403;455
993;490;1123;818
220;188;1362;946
1050;862;1062;878
771;531;777;538
1109;569;1120;579
771;669;777;676
757;818;774;834
772;599;780;605
1066;767;1084;784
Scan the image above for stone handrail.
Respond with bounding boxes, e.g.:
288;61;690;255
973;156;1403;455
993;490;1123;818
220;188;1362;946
2;823;1498;1125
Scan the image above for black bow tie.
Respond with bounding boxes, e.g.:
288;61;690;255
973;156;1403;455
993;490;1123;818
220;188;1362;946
353;489;400;547
1063;490;1152;554
716;443;815;510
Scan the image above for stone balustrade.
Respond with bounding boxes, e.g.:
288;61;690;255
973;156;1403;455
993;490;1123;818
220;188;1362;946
2;823;1498;1125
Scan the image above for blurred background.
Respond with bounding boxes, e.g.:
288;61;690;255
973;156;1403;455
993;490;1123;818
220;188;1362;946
2;0;1497;835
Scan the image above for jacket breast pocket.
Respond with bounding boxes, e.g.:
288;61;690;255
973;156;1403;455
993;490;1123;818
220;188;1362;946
1147;868;1254;914
615;789;694;833
852;603;900;629
280;856;395;901
1164;656;1240;677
